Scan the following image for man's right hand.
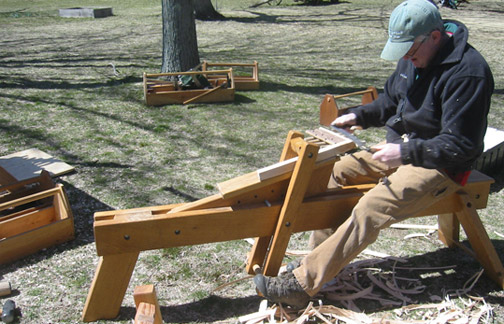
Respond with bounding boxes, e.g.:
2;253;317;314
331;113;358;131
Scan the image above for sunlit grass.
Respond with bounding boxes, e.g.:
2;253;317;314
0;0;503;323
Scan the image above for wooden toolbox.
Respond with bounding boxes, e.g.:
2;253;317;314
202;61;259;90
0;169;74;265
143;68;235;106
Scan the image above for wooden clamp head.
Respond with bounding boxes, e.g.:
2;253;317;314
279;130;304;161
289;137;308;155
319;94;339;127
362;86;378;105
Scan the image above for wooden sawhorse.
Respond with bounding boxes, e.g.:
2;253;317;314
82;129;503;322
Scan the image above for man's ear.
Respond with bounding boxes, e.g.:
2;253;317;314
431;30;443;44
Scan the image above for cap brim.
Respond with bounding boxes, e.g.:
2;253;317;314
380;40;414;61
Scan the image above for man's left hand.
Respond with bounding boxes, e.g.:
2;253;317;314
371;143;403;168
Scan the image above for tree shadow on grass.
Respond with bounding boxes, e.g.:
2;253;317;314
0;74;142;91
185;82;376;105
259;79;378;97
227;3;382;26
117;295;263;323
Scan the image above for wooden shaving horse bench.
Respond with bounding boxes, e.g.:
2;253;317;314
82;89;503;321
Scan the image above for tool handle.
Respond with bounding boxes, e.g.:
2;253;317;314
1;299;15;323
0;281;11;297
183;83;224;105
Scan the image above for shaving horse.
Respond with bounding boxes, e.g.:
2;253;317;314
82;88;503;321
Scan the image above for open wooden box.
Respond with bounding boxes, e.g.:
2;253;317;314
0;169;74;265
202;61;259;90
143;69;235;106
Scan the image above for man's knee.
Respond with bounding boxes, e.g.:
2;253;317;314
330;151;393;188
308;228;335;249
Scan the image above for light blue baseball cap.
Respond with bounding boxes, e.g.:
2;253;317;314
381;0;443;61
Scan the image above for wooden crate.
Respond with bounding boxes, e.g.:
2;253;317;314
202;61;259;90
0;170;74;265
143;69;235;106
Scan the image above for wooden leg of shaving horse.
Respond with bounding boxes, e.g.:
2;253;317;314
82;252;140;322
246;131;305;275
454;191;504;288
438;212;460;248
279;130;305;161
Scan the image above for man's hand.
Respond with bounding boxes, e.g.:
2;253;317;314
331;113;357;130
371;143;403;168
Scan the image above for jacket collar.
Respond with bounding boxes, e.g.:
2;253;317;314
434;19;469;65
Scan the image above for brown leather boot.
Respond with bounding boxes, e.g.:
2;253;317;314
253;271;310;309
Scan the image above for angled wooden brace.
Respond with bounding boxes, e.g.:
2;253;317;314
246;130;340;276
262;137;320;276
246;130;306;275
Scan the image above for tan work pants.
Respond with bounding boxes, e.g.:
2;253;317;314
293;151;463;296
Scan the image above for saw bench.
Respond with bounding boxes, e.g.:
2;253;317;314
82;125;502;321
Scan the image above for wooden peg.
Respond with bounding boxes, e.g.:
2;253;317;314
134;302;155;324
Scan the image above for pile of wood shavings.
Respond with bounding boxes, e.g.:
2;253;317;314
239;255;493;324
239;297;492;324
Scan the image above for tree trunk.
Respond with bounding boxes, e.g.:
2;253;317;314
193;0;225;20
161;0;200;73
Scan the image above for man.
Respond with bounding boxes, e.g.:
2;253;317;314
254;0;494;309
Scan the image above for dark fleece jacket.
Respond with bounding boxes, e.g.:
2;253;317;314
349;20;494;173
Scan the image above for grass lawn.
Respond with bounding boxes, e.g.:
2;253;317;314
0;0;503;323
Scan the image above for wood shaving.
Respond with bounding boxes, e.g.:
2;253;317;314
242;257;493;323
